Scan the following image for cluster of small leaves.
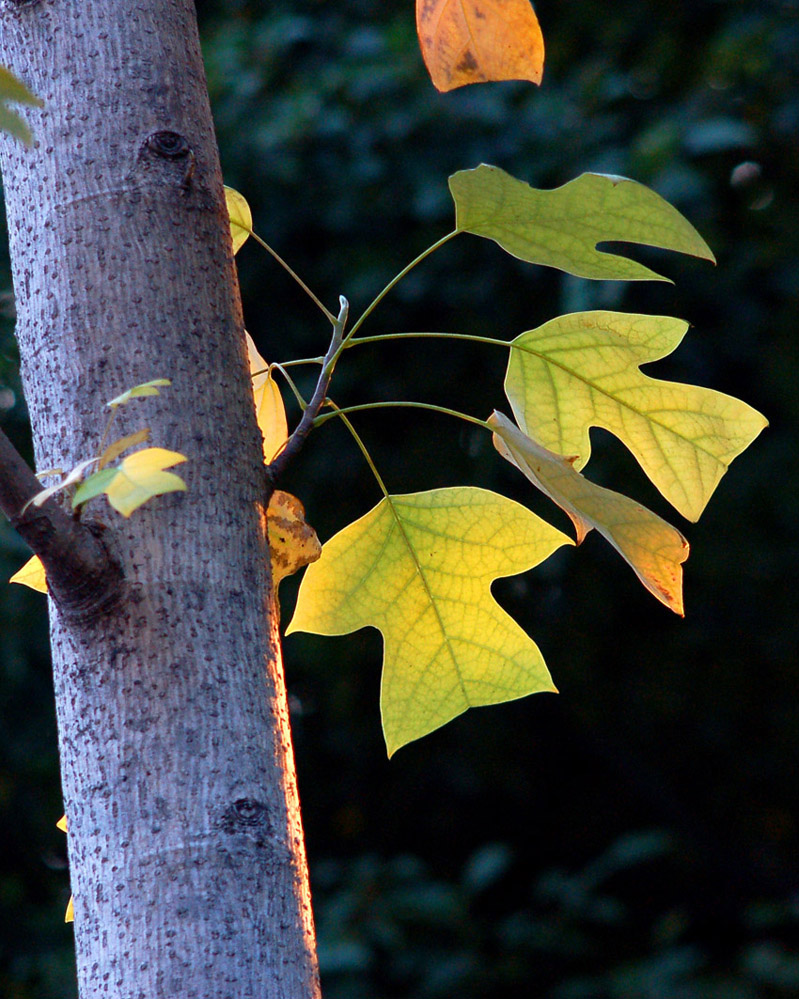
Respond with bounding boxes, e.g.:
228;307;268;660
10;381;187;590
226;167;766;756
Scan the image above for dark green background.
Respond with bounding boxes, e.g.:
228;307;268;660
1;0;797;995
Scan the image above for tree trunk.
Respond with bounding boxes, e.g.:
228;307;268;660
0;2;320;997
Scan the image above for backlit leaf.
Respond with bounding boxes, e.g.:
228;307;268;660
225;186;252;255
98;428;151;470
490;412;689;615
288;487;571;755
450;165;715;281
504;311;768;520
247;333;288;463
107;378;170;409
416;0;544;93
73;447;187;517
267;490;321;586
0;65;43;146
9;555;47;593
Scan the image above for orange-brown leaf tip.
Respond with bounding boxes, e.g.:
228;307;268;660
416;0;544;92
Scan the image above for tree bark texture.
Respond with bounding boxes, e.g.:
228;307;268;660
0;2;320;997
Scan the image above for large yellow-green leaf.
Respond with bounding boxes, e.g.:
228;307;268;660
490;412;688;615
247;333;288;463
287;487;572;755
449;165;715;282
72;447;187;518
504;311;768;521
0;65;43;146
225;186;252;255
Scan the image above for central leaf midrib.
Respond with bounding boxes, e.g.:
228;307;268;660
513;337;721;466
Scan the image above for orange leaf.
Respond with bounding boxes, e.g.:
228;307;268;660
416;0;544;93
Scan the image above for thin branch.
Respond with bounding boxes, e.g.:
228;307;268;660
267;295;349;482
0;424;123;620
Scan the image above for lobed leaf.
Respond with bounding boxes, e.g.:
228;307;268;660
490;412;689;615
288;487;572;755
504;311;768;520
449;165;715;281
225;186;252;255
0;65;43;146
416;0;544;93
73;447;187;517
247;333;288;463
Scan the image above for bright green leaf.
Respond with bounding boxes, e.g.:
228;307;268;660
0;65;43;146
504;311;768;521
288;487;572;756
449;164;715;282
490;412;689;615
73;447;187;517
225;186;252;255
107;378;171;409
9;555;47;594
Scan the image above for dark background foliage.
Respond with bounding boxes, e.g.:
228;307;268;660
1;0;797;995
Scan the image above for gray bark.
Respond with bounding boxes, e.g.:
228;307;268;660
0;2;320;997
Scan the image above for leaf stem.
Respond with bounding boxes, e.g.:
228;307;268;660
345;231;459;343
324;402;391;501
269;363;307;411
250;229;336;324
314;400;492;434
268;296;350;481
344;330;513;351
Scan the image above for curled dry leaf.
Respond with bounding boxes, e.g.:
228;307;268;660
267;490;322;586
416;0;544;93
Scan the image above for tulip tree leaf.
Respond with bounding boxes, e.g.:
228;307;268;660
416;0;544;93
9;555;47;593
107;379;170;409
504;311;768;521
288;487;572;755
72;447;187;517
0;65;43;145
225;186;252;255
267;490;322;587
247;333;288;463
449;165;715;281
490;412;689;615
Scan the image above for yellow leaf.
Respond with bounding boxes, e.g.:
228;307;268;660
98;428;151;470
505;311;768;521
73;448;187;518
247;333;288;463
225;186;252;255
65;895;74;923
267;490;321;586
57;815;67;832
490;412;689;615
9;555;47;593
416;0;544;93
288;487;571;755
107;378;170;409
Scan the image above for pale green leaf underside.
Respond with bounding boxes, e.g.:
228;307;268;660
449;164;715;282
505;311;768;521
287;487;572;755
0;66;43;146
